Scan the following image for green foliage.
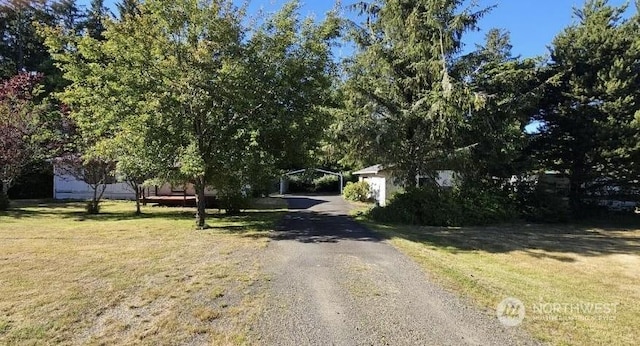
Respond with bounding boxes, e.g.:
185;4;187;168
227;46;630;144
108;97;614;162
247;1;341;170
7;161;53;199
218;192;249;216
43;0;338;228
534;0;640;212
517;186;570;223
337;0;491;182
116;0;141;19
313;175;340;193
369;184;515;226
456;29;542;181
343;181;371;202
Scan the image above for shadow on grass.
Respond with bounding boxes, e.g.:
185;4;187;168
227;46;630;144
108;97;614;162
207;211;288;236
267;195;640;257
1;206;196;222
0;200;286;230
6;199;638;258
368;219;640;259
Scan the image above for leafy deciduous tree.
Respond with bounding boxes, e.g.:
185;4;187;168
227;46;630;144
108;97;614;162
45;0;339;226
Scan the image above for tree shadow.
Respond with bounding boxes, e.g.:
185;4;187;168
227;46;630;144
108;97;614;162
258;195;382;243
269;211;383;243
1;202;83;220
0;200;285;226
373;221;640;259
1;206;196;222
206;211;288;235
265;196;640;255
283;196;328;210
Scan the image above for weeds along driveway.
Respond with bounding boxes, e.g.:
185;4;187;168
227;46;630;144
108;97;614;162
253;194;538;345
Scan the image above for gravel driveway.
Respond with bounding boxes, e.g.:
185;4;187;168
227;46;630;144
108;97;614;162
254;194;538;345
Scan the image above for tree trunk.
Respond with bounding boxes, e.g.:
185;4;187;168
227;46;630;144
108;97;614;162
135;186;141;215
1;181;8;196
89;186;100;214
194;180;207;229
569;163;586;216
127;181;142;215
0;181;10;210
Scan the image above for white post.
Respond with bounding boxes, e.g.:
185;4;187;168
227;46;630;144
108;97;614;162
280;177;285;195
339;174;343;194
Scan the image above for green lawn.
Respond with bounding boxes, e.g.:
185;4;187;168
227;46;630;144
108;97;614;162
0;199;286;345
361;218;640;346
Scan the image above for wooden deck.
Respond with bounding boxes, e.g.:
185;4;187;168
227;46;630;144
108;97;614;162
141;195;219;208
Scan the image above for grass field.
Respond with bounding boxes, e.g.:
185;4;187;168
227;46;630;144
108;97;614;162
361;217;640;345
0;199;286;345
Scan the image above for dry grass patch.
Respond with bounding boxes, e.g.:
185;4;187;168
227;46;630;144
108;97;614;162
362;219;640;346
0;200;285;345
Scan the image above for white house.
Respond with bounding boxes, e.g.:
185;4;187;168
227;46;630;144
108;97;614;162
52;163;216;201
53;164;136;200
352;164;455;206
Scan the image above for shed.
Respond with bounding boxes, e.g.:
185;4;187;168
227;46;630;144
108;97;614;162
352;165;400;207
352;164;456;206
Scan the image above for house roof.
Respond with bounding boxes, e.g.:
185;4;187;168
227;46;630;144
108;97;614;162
353;164;385;175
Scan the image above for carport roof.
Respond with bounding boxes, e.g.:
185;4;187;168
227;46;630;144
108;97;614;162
353;164;385;175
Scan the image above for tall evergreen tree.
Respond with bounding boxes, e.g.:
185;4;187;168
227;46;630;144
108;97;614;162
116;0;140;19
0;0;51;76
50;0;83;35
535;0;640;212
338;0;490;184
85;0;107;39
457;29;542;181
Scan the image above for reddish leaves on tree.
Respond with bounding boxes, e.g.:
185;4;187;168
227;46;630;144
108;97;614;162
0;72;43;101
0;72;44;191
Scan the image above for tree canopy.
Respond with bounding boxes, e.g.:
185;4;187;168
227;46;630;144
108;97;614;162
43;0;339;226
0;0;638;222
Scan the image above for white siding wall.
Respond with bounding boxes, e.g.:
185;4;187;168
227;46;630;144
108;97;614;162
436;170;456;187
53;164;217;200
357;170;456;207
53;169;136;200
363;176;387;206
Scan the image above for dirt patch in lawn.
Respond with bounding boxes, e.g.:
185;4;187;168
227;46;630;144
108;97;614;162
0;200;284;345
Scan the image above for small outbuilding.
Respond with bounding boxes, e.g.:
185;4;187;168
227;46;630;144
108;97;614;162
352;164;456;206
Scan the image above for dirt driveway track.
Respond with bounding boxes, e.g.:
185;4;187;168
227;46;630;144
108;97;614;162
254;194;538;346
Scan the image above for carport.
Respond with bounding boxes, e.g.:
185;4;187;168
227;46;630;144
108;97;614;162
280;168;344;195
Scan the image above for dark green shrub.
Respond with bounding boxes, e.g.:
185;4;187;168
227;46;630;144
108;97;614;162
343;181;371;202
287;176;314;193
517;184;570;223
313;175;340;193
219;192;249;215
369;184;516;226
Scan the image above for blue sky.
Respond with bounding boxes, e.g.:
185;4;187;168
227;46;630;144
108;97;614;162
87;0;635;59
242;0;634;58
